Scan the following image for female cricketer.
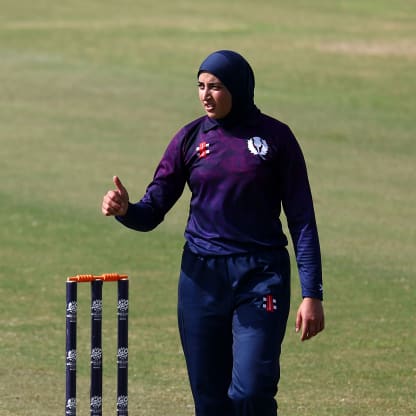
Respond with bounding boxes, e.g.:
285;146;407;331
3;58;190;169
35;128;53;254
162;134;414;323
102;50;325;416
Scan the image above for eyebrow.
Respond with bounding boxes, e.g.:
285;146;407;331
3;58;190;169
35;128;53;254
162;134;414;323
197;81;224;87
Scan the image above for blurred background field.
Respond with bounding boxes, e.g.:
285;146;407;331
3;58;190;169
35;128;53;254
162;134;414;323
0;1;415;415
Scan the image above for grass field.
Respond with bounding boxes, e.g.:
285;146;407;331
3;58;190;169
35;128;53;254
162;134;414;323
1;1;415;415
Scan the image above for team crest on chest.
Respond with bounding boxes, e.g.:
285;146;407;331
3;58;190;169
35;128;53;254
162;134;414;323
248;136;268;159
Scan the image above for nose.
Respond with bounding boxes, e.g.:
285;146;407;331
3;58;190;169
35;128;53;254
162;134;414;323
200;87;211;101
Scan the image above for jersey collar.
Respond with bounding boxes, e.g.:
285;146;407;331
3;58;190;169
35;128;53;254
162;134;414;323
201;107;261;133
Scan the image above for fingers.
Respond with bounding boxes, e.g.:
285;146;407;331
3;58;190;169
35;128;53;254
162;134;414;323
295;309;302;335
101;190;125;216
295;309;314;341
296;298;325;342
300;318;310;342
102;177;129;217
301;320;323;341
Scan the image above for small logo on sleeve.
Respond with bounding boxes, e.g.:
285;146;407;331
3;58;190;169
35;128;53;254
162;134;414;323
196;141;210;158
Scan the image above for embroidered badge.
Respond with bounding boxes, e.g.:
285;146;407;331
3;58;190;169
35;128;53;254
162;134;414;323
262;295;277;312
196;141;210;158
248;136;268;159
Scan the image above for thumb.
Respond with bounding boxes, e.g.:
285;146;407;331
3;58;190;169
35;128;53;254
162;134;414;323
295;308;302;333
113;176;127;195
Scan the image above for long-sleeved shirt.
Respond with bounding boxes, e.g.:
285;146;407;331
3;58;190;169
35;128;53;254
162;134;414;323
117;111;323;299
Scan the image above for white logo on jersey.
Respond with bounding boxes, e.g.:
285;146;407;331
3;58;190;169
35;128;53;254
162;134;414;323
248;137;268;159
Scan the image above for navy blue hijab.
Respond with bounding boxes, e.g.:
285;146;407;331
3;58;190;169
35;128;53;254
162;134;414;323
197;50;258;127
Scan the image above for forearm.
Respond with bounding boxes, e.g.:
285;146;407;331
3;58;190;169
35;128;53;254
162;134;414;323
289;220;323;300
116;201;164;232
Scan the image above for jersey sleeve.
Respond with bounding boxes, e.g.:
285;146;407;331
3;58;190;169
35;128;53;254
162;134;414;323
280;127;323;300
116;130;187;232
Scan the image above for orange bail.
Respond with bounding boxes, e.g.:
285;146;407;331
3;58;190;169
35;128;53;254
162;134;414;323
67;273;128;282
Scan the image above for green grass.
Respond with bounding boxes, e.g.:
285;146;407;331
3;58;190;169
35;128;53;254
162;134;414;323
1;0;415;414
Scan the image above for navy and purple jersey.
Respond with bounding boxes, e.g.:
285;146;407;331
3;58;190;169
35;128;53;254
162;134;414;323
117;110;323;300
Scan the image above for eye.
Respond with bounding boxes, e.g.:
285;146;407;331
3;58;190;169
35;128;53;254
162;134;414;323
212;83;225;91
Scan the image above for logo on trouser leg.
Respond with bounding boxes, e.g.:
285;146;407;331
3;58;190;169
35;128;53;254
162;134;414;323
262;295;277;312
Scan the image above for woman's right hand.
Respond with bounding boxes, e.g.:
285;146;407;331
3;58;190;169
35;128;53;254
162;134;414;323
102;176;130;217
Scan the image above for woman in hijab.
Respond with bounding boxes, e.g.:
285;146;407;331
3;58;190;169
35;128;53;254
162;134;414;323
102;50;325;416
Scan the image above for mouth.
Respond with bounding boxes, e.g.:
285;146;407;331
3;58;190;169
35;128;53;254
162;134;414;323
203;102;215;112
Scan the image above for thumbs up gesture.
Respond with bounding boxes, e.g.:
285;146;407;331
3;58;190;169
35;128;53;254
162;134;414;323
102;176;130;216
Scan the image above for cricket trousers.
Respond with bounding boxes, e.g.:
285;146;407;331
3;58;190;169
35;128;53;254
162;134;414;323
177;245;291;416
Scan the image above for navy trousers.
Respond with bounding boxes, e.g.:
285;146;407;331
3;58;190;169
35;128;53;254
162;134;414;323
178;246;291;416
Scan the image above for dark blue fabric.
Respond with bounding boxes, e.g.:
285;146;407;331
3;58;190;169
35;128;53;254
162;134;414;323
198;50;258;126
117;112;323;299
178;245;291;416
117;52;323;300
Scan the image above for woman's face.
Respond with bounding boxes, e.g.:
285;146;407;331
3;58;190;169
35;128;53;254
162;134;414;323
198;72;232;119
